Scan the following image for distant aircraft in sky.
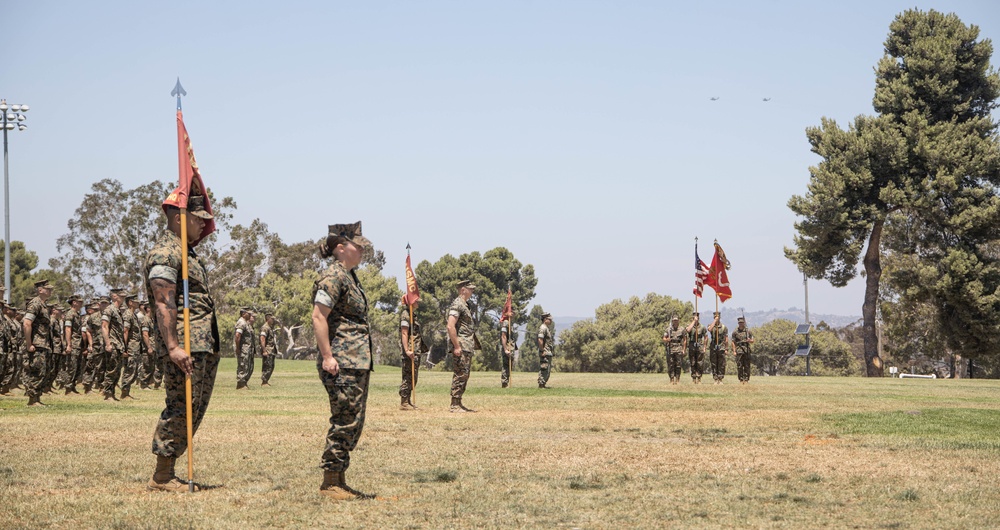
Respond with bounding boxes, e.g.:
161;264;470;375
762;97;771;102
710;96;719;101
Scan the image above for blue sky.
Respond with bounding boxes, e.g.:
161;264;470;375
4;0;999;318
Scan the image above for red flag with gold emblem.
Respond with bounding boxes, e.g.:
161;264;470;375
403;254;420;306
163;110;215;243
500;288;513;322
708;242;733;302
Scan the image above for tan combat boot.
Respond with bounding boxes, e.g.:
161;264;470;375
319;470;357;500
399;397;414;411
449;397;465;413
148;455;193;492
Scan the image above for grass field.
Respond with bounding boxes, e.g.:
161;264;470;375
2;358;999;529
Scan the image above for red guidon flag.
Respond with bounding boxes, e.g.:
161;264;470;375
403;254;420;306
708;242;733;302
500;288;513;322
163;110;215;243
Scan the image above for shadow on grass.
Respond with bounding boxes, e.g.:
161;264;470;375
472;387;701;399
414;469;457;483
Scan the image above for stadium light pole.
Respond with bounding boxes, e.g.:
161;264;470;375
1;99;30;304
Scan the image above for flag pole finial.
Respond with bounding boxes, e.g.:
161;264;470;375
171;77;187;111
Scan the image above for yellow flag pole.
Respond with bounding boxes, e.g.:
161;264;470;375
409;302;415;406
179;208;195;493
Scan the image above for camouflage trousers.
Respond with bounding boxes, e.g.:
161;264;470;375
538;354;553;387
665;349;683;381
120;352;141;391
22;348;48;398
103;349;124;396
151;352;220;458
82;351;106;389
709;349;727;381
450;351;472;399
57;351;84;388
318;366;370;472
0;349;13;388
236;349;255;386
261;353;274;384
500;352;514;387
43;352;62;391
139;351;163;388
688;348;705;380
735;351;751;382
398;353;421;401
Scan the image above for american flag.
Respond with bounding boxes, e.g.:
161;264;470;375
694;245;710;298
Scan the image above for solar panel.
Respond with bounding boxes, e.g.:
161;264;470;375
794;344;812;357
794;324;811;335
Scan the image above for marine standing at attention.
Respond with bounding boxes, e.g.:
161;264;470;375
398;299;427;410
537;313;555;389
447;280;480;413
259;312;278;387
731;316;755;385
22;280;55;406
662;315;685;385
145;194;221;492
684;312;707;384
312;222;377;501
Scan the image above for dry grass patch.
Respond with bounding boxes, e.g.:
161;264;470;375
2;360;1000;528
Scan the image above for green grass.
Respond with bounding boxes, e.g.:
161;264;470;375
2;359;1000;529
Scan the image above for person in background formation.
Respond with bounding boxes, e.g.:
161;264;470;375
137;301;157;390
684;312;707;384
119;294;142;400
398;298;427;410
58;295;86;394
312;222;377;500
43;303;64;394
143;302;163;389
662;314;684;385
22;279;55;406
259;312;278;387
0;287;14;395
537;313;555;389
235;307;256;390
145;194;221;492
707;311;729;385
731;316;755;385
499;316;517;388
82;299;107;394
101;288;127;401
12;308;25;389
447;280;480;413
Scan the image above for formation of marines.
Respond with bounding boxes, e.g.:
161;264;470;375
0;280;172;405
662;311;755;385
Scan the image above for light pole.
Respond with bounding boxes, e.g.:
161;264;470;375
2;99;30;304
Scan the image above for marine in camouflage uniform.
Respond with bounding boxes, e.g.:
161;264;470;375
82;300;107;393
398;301;428;409
312;222;376;500
706;311;729;384
146;195;221;492
731;317;755;384
22;280;55;406
685;312;707;384
137;302;158;389
58;296;86;394
43;305;64;393
0;290;14;395
662;315;685;384
537;313;555;388
234;308;256;389
259;313;278;386
101;289;127;401
499;317;517;388
447;280;480;412
144;303;164;389
119;295;143;399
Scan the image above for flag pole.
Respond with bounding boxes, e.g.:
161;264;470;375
174;81;196;493
406;243;415;406
508;284;513;387
694;237;699;314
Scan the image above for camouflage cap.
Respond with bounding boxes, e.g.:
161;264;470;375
541;312;552;320
187;195;214;220
240;307;253;315
34;279;52;289
265;312;274;318
327;221;372;251
98;296;110;304
125;293;138;302
66;294;82;303
671;314;679;320
110;288;125;295
456;280;476;290
737;316;746;322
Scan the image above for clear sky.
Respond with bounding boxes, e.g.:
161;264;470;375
3;0;999;318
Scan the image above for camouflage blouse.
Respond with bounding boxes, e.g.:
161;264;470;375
144;230;219;355
102;304;126;351
447;296;479;352
24;296;52;351
312;260;372;371
538;323;555;356
732;328;754;354
662;325;685;354
64;311;84;352
687;324;707;351
260;322;279;355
